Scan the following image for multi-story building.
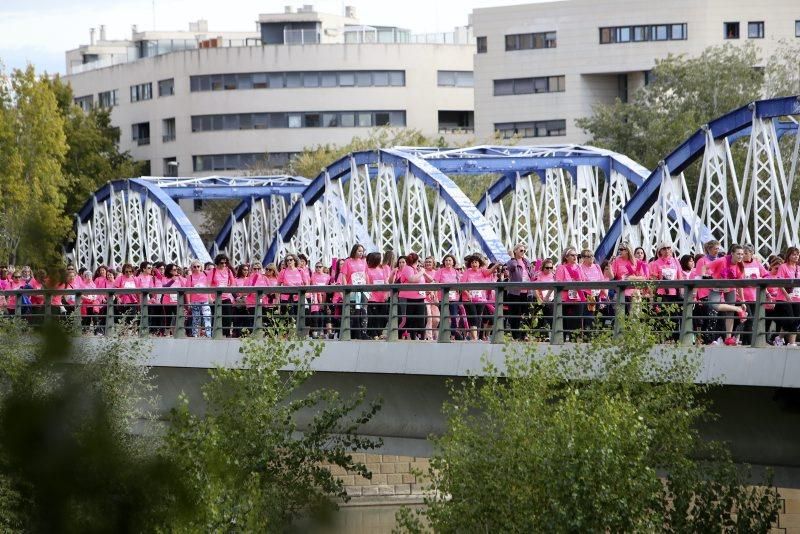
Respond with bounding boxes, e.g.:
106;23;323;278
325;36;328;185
472;0;799;143
63;5;476;185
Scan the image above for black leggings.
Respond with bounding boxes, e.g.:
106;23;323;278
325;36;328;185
401;298;425;340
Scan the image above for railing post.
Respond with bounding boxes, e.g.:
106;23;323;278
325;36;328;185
551;285;564;345
14;291;22;317
297;289;307;338
679;284;694;346
73;293;83;333
751;284;767;348
387;288;399;342
438;287;451;343
491;287;505;344
339;289;352;341
105;291;115;335
613;284;626;337
253;289;264;337
139;292;149;337
174;290;186;339
44;293;53;322
212;291;223;339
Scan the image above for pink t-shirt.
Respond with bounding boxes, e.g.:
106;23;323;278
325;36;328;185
776;263;800;302
706;256;744;295
278;267;304;302
555;263;586;302
397;265;425;300
208;267;236;302
694;255;718;299
611;257;646;297
535;271;555;302
185;272;211;304
649;256;683;296
309;272;329;312
365;266;388;302
114;274;139;305
741;259;769;303
460;267;491;303
161;276;184;305
341;258;367;285
435;267;460;302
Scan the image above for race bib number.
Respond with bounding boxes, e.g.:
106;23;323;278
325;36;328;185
661;268;676;281
448;290;459;302
567;290;579;300
123;281;136;289
351;271;367;286
744;267;759;279
166;293;177;303
591;289;600;297
195;282;206;288
469;290;483;301
792;288;800;299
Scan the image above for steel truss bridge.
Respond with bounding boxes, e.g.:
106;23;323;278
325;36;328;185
68;96;800;269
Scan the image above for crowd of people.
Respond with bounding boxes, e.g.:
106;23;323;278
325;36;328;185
1;239;799;346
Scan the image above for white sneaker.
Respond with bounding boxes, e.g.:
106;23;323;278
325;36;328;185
788;343;798;347
711;337;723;346
774;337;785;346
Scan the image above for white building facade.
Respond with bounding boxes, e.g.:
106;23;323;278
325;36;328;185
472;0;800;143
63;6;476;180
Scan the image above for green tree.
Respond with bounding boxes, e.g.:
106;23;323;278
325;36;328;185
765;40;800;98
397;313;780;532
0;319;191;532
164;326;382;531
577;43;763;171
0;66;70;266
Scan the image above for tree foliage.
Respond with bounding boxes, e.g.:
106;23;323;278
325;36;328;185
764;40;800;98
0;319;190;532
397;313;780;533
163;325;382;531
0;64;139;267
577;43;764;171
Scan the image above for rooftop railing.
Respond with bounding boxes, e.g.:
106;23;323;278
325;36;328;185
3;279;798;347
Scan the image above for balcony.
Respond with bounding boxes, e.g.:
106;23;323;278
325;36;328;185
136;137;150;146
162;134;176;143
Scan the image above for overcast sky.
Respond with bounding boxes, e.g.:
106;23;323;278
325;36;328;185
0;0;541;75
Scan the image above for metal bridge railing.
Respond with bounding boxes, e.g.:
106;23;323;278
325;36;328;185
1;279;798;347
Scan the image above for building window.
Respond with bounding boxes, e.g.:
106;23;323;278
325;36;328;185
477;36;487;53
505;31;557;51
97;89;118;108
192;152;297;172
193;199;203;212
163;157;178;177
158;78;174;97
748;21;764;39
438;111;474;133
796;20;800;37
600;23;687;44
494;119;566;139
493;75;565;96
724;22;740;39
131;122;150;145
437;71;474;87
191;110;406;132
162;118;176;143
189;70;405;92
130;82;152;102
74;95;93;112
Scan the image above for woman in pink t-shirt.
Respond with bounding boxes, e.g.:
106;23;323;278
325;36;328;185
611;242;647;304
460;254;500;341
365;252;389;339
208;254;237;337
534;258;556;337
396;252;434;340
434;254;461;339
308;260;330;338
113;263;139;322
776;246;800;346
278;254;305;322
704;244;749;345
341;244;368;339
422;256;440;340
766;256;794;345
186;260;211;337
555;247;587;339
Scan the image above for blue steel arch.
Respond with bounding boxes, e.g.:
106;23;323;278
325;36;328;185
74;178;212;263
596;96;800;261
265;149;512;264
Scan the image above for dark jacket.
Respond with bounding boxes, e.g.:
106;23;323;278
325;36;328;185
505;257;533;295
